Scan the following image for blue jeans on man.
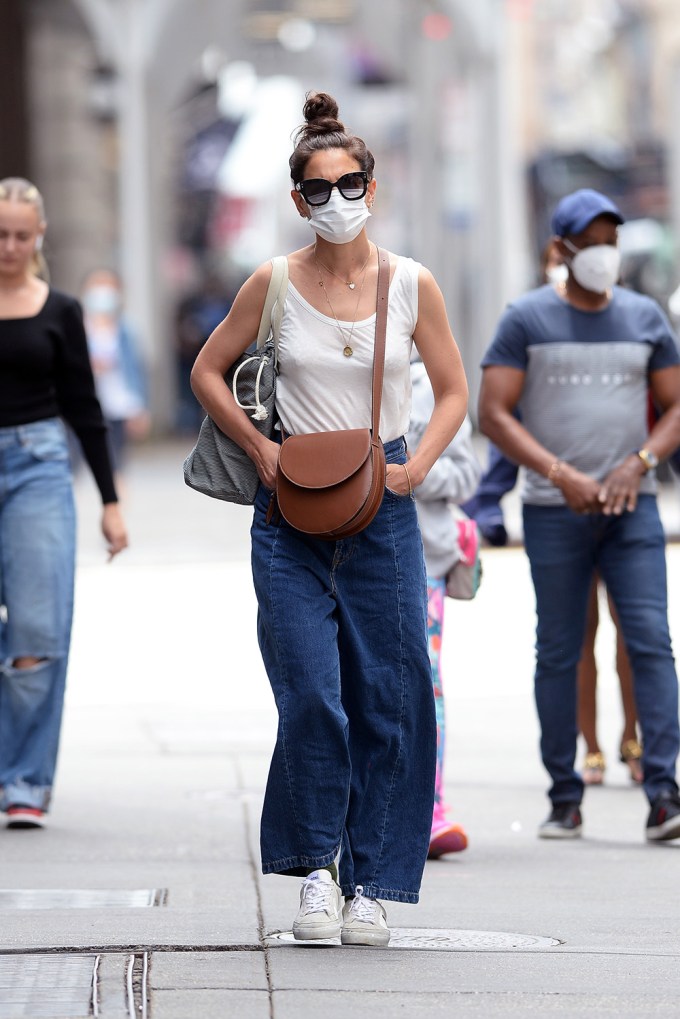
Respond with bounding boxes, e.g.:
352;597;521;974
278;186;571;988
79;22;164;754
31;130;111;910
523;495;680;808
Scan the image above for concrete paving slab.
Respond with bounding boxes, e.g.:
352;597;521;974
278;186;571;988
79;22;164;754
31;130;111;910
150;950;268;989
266;945;680;994
148;989;270;1018
271;989;680;1018
0;865;231;906
0;910;259;952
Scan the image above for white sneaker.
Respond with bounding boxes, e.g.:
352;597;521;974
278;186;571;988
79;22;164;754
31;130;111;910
292;869;342;941
341;885;390;946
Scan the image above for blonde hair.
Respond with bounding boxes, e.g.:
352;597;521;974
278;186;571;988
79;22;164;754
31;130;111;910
0;176;49;279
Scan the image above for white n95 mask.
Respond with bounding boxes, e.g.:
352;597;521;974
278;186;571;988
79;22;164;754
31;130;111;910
563;240;621;294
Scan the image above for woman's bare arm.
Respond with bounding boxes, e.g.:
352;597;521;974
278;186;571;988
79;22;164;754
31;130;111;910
190;262;280;488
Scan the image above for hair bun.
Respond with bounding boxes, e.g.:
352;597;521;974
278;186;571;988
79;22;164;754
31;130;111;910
301;91;345;138
289;90;374;184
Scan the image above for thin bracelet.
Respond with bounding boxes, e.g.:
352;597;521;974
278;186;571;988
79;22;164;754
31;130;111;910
402;462;413;496
547;460;563;484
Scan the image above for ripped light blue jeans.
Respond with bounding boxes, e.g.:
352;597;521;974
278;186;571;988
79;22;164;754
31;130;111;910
251;436;437;904
0;419;76;812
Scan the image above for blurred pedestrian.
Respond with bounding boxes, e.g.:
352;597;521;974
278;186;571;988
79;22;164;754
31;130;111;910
0;177;127;829
479;187;680;842
81;268;150;483
191;92;468;945
175;271;235;434
469;238;642;786
407;357;481;858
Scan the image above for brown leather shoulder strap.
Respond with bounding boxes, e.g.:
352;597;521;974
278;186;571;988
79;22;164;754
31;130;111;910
372;247;389;439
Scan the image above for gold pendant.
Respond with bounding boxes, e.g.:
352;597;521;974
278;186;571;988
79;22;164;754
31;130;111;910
343;345;353;357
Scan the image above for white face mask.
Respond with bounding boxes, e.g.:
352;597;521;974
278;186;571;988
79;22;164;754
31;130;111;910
307;190;371;245
563;240;621;294
82;285;121;316
546;263;568;286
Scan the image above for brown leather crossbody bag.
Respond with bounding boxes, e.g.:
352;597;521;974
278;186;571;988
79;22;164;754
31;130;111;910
275;247;389;540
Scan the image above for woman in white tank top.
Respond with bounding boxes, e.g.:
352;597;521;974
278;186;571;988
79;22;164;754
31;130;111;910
191;91;468;946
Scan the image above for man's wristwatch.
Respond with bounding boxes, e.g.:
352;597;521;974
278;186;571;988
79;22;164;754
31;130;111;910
636;448;659;472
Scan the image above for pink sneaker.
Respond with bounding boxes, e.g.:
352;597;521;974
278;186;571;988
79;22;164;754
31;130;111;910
428;822;468;858
429;801;468;858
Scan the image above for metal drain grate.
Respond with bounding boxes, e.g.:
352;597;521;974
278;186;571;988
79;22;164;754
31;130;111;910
267;927;561;951
0;954;96;1018
0;953;150;1018
0;888;167;909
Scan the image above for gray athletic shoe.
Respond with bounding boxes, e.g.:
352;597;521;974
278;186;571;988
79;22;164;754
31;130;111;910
646;791;680;842
341;885;390;947
292;869;342;941
538;803;583;839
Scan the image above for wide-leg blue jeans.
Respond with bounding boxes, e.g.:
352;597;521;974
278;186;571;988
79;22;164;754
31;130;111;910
0;419;76;812
251;437;437;903
523;496;679;807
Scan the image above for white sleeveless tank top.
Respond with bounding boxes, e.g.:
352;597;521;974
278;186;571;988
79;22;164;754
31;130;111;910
275;255;421;441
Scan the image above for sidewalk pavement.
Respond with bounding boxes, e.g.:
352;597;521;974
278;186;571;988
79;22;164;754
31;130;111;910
1;439;679;1018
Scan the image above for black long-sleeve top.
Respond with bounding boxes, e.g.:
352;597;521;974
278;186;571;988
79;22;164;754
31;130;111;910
0;288;118;503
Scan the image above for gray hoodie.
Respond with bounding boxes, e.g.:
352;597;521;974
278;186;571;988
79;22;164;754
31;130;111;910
407;360;481;579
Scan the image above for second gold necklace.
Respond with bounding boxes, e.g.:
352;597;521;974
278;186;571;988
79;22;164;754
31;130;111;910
315;249;371;357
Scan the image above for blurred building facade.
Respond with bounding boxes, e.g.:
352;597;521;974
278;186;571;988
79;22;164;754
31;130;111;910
4;0;680;430
514;0;680;302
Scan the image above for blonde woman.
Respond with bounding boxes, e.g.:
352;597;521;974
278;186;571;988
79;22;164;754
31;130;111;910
0;177;127;829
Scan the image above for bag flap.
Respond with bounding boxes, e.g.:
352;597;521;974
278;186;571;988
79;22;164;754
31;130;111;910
278;429;372;489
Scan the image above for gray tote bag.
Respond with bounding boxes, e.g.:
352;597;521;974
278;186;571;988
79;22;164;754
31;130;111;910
183;256;288;504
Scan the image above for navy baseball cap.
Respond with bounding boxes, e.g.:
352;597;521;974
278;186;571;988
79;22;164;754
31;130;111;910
551;188;624;237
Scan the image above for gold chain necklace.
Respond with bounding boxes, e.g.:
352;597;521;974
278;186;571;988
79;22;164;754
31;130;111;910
314;247;371;290
315;250;371;357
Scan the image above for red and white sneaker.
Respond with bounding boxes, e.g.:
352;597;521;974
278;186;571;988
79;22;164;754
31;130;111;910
6;805;46;829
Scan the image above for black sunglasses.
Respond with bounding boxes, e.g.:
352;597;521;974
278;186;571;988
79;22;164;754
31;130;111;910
295;171;369;207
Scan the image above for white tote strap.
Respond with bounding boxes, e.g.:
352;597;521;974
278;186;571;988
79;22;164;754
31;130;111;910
232;256;288;421
256;255;289;362
232;353;272;420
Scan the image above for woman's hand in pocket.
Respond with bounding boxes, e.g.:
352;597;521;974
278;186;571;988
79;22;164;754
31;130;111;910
385;462;412;496
252;436;281;491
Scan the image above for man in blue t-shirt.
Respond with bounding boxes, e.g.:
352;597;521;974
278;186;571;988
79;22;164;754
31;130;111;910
479;188;680;842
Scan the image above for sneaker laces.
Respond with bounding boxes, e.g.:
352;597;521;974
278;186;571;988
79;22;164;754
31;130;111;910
348;885;376;922
300;875;335;915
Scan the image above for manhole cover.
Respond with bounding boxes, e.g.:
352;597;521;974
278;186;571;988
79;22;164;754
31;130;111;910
267;928;561;951
0;888;167;909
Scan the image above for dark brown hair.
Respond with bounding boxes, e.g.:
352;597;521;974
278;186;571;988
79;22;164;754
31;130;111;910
289;92;375;184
